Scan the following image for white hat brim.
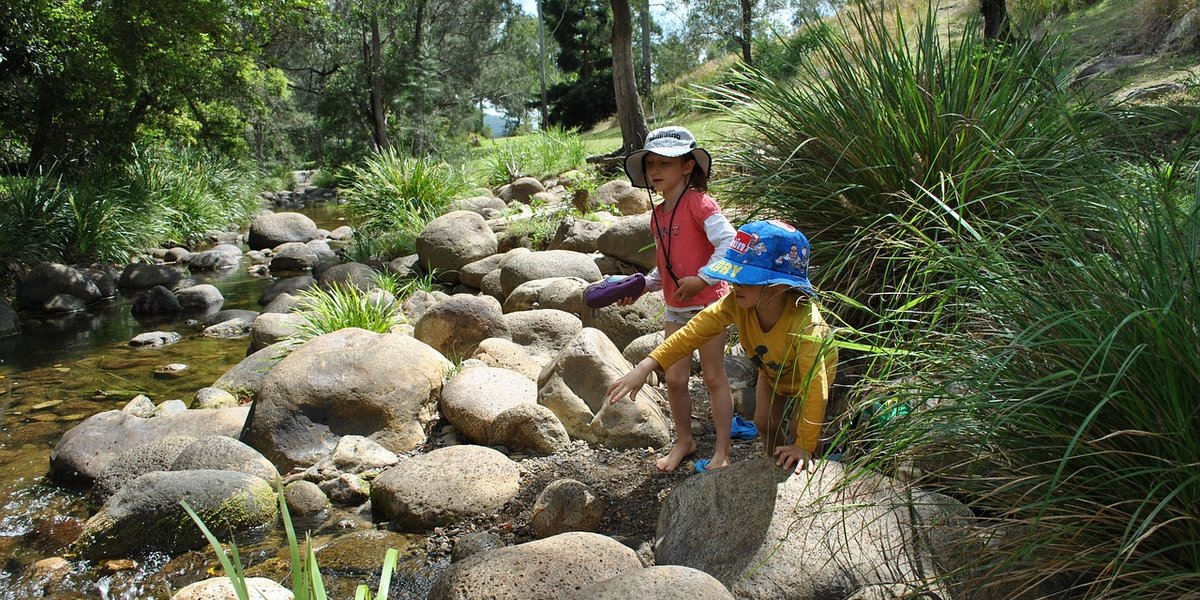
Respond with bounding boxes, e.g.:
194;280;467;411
624;147;712;189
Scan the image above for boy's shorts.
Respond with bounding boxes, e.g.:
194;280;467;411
664;305;705;325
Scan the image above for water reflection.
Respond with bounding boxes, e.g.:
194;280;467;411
0;204;364;598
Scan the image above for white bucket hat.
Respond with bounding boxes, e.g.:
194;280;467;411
623;126;712;189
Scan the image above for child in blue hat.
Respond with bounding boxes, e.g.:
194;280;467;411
606;220;838;474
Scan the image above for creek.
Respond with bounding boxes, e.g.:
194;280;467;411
0;203;439;598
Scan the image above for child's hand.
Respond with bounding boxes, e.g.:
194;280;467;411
604;357;658;404
673;276;707;302
774;444;818;474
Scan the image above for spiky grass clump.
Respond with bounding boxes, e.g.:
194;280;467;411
711;6;1120;321
857;160;1200;599
289;283;405;344
484;126;587;186
343;148;469;237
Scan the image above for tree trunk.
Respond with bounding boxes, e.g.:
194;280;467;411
740;0;753;66
640;0;652;99
369;12;390;151
610;0;649;153
536;0;548;127
981;0;1010;41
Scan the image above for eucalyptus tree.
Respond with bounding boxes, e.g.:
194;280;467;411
283;0;517;161
610;0;649;152
680;0;836;65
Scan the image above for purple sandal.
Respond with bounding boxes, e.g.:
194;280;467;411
584;273;647;308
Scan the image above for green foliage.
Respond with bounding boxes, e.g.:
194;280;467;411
290;282;405;343
343;148;470;235
711;5;1119;320
485;127;589;185
854;158;1200;599
122;145;262;247
342;229;418;263
0;146;258;286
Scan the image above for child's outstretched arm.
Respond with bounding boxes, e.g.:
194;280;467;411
605;357;661;404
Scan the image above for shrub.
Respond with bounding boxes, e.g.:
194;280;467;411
710;5;1119;321
343;148;470;235
289;283;405;344
854;157;1200;599
484;126;588;186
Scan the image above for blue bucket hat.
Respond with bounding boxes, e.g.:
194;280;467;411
701;220;816;296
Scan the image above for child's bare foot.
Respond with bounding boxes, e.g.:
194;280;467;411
655;441;697;472
704;449;731;471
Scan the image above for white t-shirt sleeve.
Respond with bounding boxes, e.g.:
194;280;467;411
645;267;664;292
697;213;736;285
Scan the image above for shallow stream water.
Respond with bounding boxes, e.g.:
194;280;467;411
0;204;440;598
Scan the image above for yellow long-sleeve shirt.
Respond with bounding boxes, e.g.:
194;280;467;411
648;292;837;452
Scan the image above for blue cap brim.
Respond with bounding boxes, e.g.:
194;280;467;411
702;258;816;296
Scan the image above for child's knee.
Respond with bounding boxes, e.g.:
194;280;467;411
700;369;728;392
664;368;690;390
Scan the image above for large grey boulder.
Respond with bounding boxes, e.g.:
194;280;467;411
499;177;546;203
43;293;86;314
502;277;589;315
371;445;520;531
530;479;605;538
549;216;607;253
596;214;655;270
428;532;642;600
441;362;566;451
172;577;293;600
248;312;305;353
175;284;224;310
537;328;669;449
187;250;240;271
440;366;539;444
170;436;279;483
131;285;182;315
591;180;651;215
470;337;547;381
413;294;509;360
448;195;507;215
655;459;976;599
79;265;119;298
581;291;666;351
242;328;451;471
248;212;320;250
499;251;601;297
458;248;529;289
270;242;321;271
72;470;276;559
92;436;199;500
118;263;184;290
317;262;378;291
49;408;250;485
503;309;583;357
258;275;314;305
416;211;498;284
565;566;734;599
16;263;102;307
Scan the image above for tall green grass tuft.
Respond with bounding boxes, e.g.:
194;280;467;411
484;126;588;185
184;483;400;600
343;148;469;237
289;282;405;344
856;158;1200;598
711;6;1117;320
0;146;258;287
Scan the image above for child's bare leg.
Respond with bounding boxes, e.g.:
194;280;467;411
753;372;787;456
658;321;695;472
698;331;732;469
